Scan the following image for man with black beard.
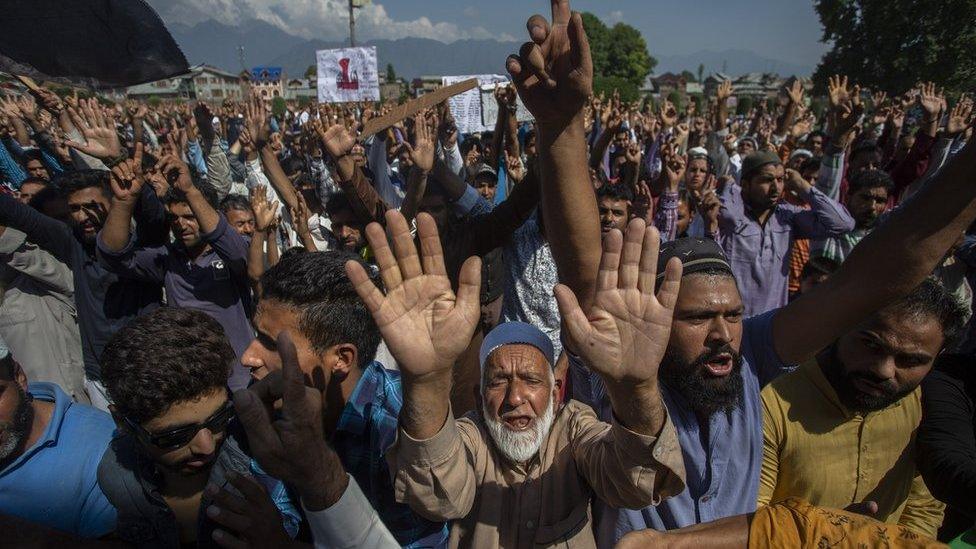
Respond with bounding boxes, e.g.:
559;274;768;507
579;99;976;543
757;278;963;538
0;343;117;538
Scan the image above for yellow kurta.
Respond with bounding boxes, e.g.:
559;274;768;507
759;360;944;538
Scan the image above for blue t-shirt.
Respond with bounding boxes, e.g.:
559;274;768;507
0;382;117;537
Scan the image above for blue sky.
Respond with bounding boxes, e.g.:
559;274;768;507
152;0;829;71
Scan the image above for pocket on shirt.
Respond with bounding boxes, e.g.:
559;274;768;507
533;502;589;546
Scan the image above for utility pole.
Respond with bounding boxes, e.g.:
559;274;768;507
349;0;357;47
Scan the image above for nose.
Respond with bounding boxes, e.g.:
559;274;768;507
504;381;528;410
188;428;217;456
707;318;733;347
241;340;267;373
869;355;898;384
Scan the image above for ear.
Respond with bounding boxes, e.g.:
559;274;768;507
330;343;359;380
14;362;27;391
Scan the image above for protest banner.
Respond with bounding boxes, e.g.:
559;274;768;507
442;74;510;134
317;47;380;103
360;78;478;139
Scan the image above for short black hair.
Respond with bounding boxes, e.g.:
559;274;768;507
879;277;968;345
799;157;822;175
21;149;45;164
27;185;64;212
164;181;220;210
101;307;235;424
848;168;894;195
596;183;634;203
19;177;49;191
219;194;253;215
53;169;110;198
325;192;361;220
0;353;15;380
851;139;882;162
260;251;382;367
801;256;840;280
280;155;305;177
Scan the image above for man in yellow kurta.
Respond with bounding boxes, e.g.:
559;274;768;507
758;278;961;538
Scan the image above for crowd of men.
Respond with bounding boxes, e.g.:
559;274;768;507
1;1;975;547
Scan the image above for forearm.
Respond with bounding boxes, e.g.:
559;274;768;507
248;230;267;284
589;127;613;172
400;371;453;441
259;147;299;210
267;231;279;266
132;117;145;147
490;110;506;171
540;115;601;311
603;380;666;437
100;199;137;252
8;117;30;147
185;187;220;234
431;159;470;201
400;168;428;225
506;115;521;158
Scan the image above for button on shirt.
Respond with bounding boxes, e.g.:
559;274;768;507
717;183;854;317
573;311;795;543
0;382;117;538
759;360;945;538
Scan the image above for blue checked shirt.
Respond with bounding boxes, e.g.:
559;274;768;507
332;361;449;548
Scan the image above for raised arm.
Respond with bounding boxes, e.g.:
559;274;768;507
400;112;436;225
99;144;146;252
507;0;601;311
772;129;976;365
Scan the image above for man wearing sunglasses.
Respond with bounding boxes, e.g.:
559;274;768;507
96;307;302;547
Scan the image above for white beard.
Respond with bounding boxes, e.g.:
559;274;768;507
483;394;555;464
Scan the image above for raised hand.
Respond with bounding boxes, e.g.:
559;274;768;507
871;90;887;109
786;78;804;105
660;99;679;127
155;154;194;194
555;218;682;403
917;81;943;119
716;80;734;103
948;95;973;136
505;0;594;129
251;185;279;233
345;210;481;378
828;74;851;108
108;142;146;202
319;124;357;160
625;142;643;165
660;141;685;191
506;150;527;183
290;192;313;244
244;94;271;145
232;332;349;511
784;167;813;195
404;111;436;173
65;98;123;160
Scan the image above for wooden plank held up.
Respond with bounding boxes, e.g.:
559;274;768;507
360;78;478;139
13;74;43;93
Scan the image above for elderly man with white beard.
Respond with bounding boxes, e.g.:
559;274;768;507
345;208;687;548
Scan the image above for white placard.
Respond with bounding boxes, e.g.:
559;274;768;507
442;74;509;134
480;83;534;128
317;47;380;103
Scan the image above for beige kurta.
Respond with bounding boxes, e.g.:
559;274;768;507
387;400;686;548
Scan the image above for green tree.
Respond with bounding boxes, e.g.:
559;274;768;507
271;96;287;119
681;70;697;83
581;12;656;89
666;90;683;111
812;0;976;94
304;65;316;79
697;63;705;84
736;95;754;116
593;76;640;103
386;63;397;82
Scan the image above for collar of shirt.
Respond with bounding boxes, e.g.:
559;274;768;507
335;361;401;440
2;382;71;474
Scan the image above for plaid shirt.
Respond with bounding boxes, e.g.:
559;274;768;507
333;361;449;548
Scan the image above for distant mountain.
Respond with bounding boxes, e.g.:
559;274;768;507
168;19;813;81
168;19;306;74
656;49;813;79
268;37;518;79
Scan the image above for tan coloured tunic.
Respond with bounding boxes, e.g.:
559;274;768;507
387;400;686;548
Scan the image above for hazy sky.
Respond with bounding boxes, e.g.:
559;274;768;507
150;0;830;69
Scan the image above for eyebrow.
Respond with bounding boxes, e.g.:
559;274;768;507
860;332;934;363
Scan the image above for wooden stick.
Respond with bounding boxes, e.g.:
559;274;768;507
13;74;42;93
360;78;478;139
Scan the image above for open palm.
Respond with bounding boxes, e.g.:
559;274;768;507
556;219;682;385
66;98;122;160
346;210;481;377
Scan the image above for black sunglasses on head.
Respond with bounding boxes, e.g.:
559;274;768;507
124;399;235;451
